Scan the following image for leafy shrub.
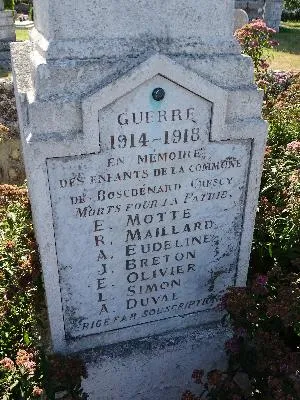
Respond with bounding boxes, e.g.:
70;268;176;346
235;20;300;269
0;185;87;399
234;20;278;75
256;70;294;106
253;143;300;266
29;5;33;21
253;73;300;267
0;185;39;357
183;20;300;400
0;350;44;400
284;0;300;11
4;0;14;10
281;9;300;20
183;268;300;400
265;73;300;149
223;269;300;400
235;21;300;268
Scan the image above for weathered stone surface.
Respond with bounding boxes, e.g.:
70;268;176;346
33;0;235;58
11;1;267;398
264;0;283;31
0;136;25;184
235;0;283;31
0;10;15;41
234;8;249;30
47;71;250;344
0;6;15;68
235;0;265;19
81;326;230;400
0;79;24;184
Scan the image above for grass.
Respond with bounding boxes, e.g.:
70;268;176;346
269;21;300;71
15;28;30;42
0;29;30;78
0;67;8;78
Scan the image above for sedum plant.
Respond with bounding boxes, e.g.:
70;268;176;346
235;19;278;75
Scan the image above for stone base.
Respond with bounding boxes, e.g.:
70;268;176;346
80;325;230;400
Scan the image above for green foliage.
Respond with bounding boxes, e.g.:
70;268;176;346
183;269;300;399
254;149;300;265
0;351;44;400
265;74;300;149
235;19;278;75
15;28;30;41
282;9;300;20
0;186;87;400
4;0;14;10
184;22;300;400
0;187;44;399
224;269;300;399
284;0;300;11
253;73;300;267
0;187;39;357
29;5;33;21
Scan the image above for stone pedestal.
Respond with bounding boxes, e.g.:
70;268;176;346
0;0;15;68
11;1;267;398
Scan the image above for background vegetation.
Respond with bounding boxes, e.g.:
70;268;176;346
269;21;300;71
0;187;87;399
183;19;300;400
284;0;300;11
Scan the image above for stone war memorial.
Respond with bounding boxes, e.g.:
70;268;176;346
11;0;267;398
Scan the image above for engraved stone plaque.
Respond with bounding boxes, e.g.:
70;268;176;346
47;75;251;340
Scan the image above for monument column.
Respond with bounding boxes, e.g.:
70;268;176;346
11;1;267;398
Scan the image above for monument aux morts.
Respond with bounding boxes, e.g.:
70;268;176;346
11;1;267;398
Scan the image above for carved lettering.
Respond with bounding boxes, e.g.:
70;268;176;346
46;85;250;340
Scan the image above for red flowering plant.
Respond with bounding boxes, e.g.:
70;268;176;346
223;268;300;400
253;144;300;267
265;73;300;149
258;70;294;106
234;19;279;76
0;185;87;399
0;350;44;399
182;268;300;399
182;19;300;400
253;73;300;268
182;368;246;400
